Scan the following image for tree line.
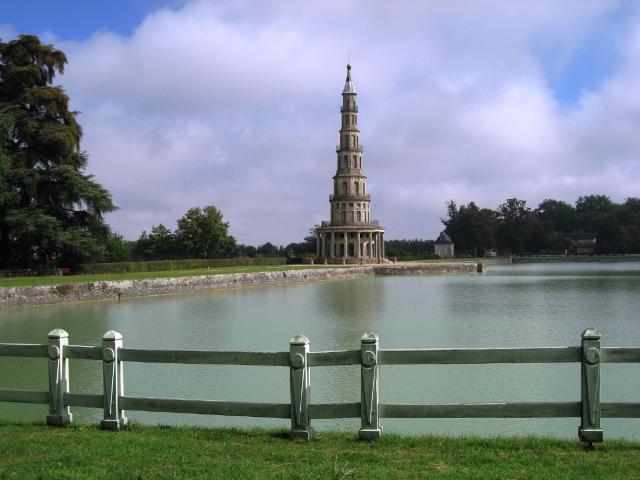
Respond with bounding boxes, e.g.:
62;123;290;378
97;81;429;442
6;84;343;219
129;218;317;262
443;196;640;255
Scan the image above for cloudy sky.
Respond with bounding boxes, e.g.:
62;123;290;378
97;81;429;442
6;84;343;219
2;0;640;244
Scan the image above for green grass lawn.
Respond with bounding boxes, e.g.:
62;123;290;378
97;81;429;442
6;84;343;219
0;265;341;288
0;422;638;479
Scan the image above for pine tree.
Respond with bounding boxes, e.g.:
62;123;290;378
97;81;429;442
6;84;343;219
0;35;116;269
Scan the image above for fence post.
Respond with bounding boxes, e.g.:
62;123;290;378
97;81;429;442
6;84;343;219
359;332;382;440
101;330;127;430
289;335;313;440
579;328;603;445
46;329;72;426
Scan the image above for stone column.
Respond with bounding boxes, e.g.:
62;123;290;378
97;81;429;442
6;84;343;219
373;232;378;261
369;232;373;260
321;234;326;258
579;328;603;445
372;232;376;261
344;232;348;258
101;330;127;430
359;332;382;440
47;329;72;426
381;232;385;259
316;234;320;257
330;232;335;259
289;335;313;440
356;232;361;258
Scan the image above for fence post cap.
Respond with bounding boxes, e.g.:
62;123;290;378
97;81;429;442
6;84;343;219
361;332;379;344
581;328;601;340
48;329;68;339
103;330;123;341
289;335;309;346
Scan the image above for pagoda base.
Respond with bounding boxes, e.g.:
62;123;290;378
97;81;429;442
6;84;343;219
315;226;386;263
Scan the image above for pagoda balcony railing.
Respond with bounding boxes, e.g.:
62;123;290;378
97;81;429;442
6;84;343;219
340;105;358;113
330;194;371;201
319;219;380;228
336;145;364;152
335;168;365;175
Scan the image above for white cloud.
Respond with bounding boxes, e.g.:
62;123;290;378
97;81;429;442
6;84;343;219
26;0;639;243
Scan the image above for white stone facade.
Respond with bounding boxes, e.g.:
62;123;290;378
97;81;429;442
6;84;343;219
316;65;385;264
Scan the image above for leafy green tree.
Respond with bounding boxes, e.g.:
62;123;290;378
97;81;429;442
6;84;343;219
0;35;116;268
495;198;531;253
133;224;176;260
256;242;279;257
442;201;495;254
235;244;257;257
575;194;622;253
175;206;236;259
618;198;640;253
536;199;576;233
100;232;132;263
384;239;435;259
132;230;153;259
147;224;176;259
618;197;640;226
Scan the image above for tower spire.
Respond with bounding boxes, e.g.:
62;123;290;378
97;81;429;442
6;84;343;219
343;64;356;94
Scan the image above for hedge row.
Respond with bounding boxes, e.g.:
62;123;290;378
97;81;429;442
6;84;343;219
76;257;286;274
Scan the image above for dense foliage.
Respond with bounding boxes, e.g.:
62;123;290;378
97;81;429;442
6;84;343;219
385;239;436;259
133;206;236;260
443;195;640;255
76;257;285;275
0;35;116;269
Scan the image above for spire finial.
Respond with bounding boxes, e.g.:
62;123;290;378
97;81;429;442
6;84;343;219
343;64;355;94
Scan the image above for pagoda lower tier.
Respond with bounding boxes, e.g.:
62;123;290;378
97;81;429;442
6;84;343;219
315;223;385;264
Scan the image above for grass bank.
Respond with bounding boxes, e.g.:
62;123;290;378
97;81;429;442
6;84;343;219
1;422;639;479
0;265;335;288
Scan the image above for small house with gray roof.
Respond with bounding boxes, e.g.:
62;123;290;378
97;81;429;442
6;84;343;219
435;231;454;258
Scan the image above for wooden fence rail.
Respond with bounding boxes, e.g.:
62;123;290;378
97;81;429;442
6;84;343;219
1;328;639;443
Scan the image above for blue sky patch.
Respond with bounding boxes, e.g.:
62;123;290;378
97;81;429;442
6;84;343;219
537;2;632;107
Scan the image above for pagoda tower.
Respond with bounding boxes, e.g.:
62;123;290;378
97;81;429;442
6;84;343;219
316;64;385;263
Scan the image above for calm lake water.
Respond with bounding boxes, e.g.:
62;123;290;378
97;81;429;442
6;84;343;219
1;262;640;438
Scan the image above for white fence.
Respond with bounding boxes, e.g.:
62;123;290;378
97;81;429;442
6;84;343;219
1;328;639;443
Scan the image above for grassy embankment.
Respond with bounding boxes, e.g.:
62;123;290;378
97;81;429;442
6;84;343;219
512;255;640;263
0;265;343;289
1;422;639;479
408;255;640;264
0;260;487;289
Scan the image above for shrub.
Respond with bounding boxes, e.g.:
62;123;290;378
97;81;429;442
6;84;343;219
76;257;286;275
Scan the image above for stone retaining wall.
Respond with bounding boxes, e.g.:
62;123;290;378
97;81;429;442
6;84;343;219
1;263;482;308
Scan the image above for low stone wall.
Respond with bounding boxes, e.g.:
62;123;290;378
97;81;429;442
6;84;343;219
373;263;480;275
0;263;482;308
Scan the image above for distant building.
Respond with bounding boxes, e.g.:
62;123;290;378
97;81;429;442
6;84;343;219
315;65;385;263
435;231;454;258
564;232;597;255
